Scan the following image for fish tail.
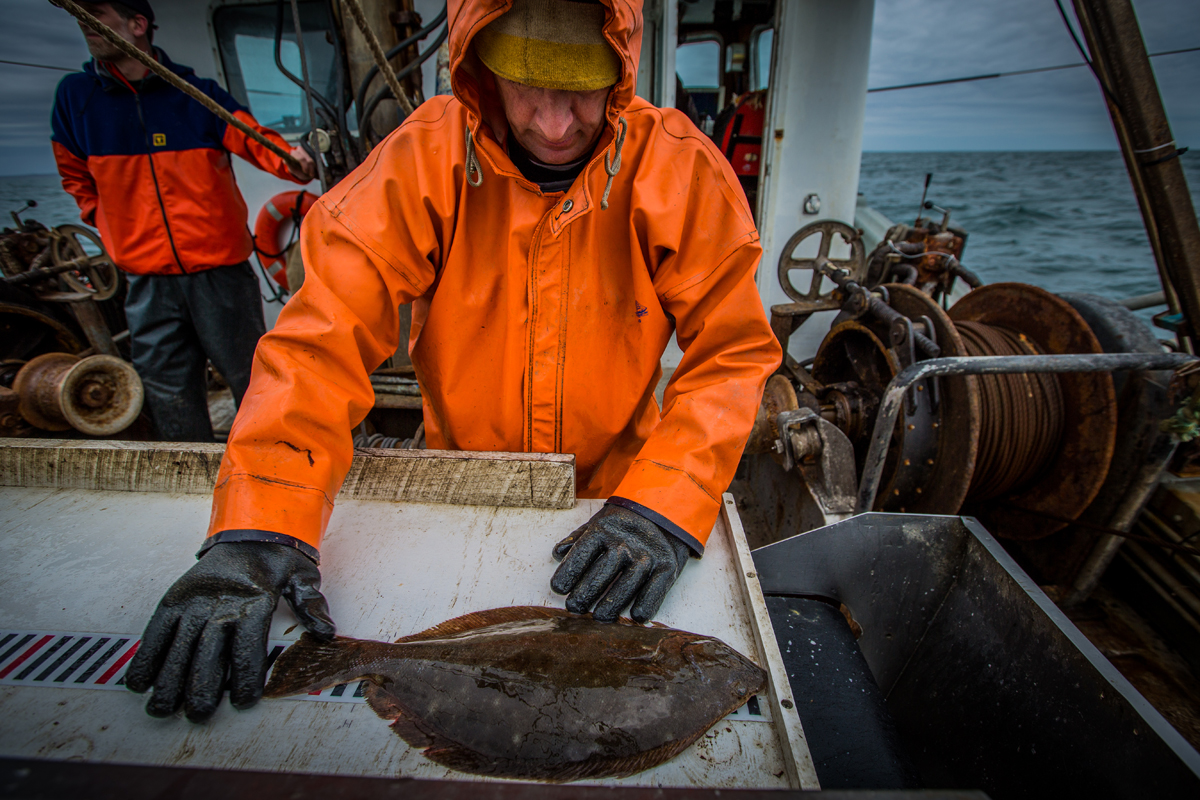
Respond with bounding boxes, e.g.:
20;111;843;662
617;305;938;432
263;633;379;698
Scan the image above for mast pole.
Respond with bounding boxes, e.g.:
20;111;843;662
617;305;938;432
1070;0;1200;351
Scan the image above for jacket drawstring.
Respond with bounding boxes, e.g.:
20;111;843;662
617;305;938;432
465;127;483;187
601;117;627;211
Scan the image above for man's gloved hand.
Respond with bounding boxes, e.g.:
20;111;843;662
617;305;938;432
124;541;335;722
550;505;692;624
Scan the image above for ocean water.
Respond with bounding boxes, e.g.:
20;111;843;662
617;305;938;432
858;150;1200;312
4;150;1198;315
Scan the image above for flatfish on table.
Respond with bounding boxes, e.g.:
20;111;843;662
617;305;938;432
264;605;767;782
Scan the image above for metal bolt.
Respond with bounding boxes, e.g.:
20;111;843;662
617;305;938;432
562;199;573;213
781;699;794;709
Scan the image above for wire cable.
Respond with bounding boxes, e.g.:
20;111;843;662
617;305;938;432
867;45;1198;93
1054;0;1125;112
0;58;77;72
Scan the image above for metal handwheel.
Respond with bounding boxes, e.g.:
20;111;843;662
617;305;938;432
777;220;867;311
52;224;120;302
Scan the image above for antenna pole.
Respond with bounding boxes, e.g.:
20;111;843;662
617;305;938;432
915;173;932;226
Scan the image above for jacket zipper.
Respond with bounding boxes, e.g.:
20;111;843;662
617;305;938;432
524;206;556;452
130;82;187;274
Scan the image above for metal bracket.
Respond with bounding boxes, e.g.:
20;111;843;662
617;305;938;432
775;407;858;525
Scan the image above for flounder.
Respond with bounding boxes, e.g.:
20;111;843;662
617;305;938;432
264;605;767;782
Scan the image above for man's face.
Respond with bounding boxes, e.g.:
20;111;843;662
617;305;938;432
77;3;148;60
494;76;610;165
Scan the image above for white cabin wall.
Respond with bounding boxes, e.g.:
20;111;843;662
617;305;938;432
635;0;677;109
756;0;875;361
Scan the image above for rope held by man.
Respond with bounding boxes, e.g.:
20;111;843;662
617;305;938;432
49;0;303;174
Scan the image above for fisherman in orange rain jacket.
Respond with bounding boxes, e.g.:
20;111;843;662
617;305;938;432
125;0;781;722
51;0;315;442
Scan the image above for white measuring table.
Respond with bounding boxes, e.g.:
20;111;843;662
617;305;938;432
0;441;817;789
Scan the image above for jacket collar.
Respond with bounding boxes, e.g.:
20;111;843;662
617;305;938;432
85;47;194;93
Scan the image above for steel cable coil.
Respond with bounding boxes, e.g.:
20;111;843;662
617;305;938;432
956;321;1066;501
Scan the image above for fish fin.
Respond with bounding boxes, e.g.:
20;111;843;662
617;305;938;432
387;706;452;752
393;605;572;643
420;734;697;783
263;633;371;698
362;683;406;721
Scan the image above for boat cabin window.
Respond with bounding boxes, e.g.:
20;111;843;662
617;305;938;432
677;38;723;131
212;1;339;139
751;27;772;92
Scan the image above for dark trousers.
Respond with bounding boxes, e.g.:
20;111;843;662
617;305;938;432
124;261;266;442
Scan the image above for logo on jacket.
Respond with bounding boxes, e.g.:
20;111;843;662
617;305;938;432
635;301;649;321
152;133;166;147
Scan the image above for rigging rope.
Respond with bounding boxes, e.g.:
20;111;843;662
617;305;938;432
340;0;415;117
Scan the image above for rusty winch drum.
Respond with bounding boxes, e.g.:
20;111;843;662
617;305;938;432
12;352;143;436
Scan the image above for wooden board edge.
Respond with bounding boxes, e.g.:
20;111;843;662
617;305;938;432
720;492;820;790
0;441;577;510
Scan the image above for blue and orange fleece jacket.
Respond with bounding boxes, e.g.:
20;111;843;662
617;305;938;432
51;49;305;276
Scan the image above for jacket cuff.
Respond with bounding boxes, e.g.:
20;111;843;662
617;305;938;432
198;529;321;564
610;459;721;549
607;496;704;556
208;472;333;552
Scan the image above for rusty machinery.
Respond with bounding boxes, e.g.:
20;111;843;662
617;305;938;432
1;203;143;438
744;219;1191;575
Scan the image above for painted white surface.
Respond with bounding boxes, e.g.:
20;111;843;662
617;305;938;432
0;487;811;788
755;0;875;361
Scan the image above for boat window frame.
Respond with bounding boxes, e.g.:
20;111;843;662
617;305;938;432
209;0;340;142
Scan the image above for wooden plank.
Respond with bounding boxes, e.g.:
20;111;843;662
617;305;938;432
371;393;422;409
721;492;821;790
342;447;575;508
0;439;225;495
0;440;576;510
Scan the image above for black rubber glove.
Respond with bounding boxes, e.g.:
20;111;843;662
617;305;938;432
550;504;692;624
125;541;335;722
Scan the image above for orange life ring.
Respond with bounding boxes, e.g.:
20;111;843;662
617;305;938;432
254;190;316;292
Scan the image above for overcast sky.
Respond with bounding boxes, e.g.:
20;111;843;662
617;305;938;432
0;0;1197;175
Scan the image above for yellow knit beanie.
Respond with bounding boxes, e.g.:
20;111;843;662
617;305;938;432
474;0;620;91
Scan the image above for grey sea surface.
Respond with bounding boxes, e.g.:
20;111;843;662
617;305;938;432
858;150;1200;312
4;150;1199;315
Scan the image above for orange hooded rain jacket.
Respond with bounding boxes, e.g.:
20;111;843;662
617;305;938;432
206;0;781;558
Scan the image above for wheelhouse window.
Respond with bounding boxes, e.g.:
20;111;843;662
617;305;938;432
213;2;339;138
752;27;772;92
676;38;724;126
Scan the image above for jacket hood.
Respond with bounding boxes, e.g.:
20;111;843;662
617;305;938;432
448;0;643;141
